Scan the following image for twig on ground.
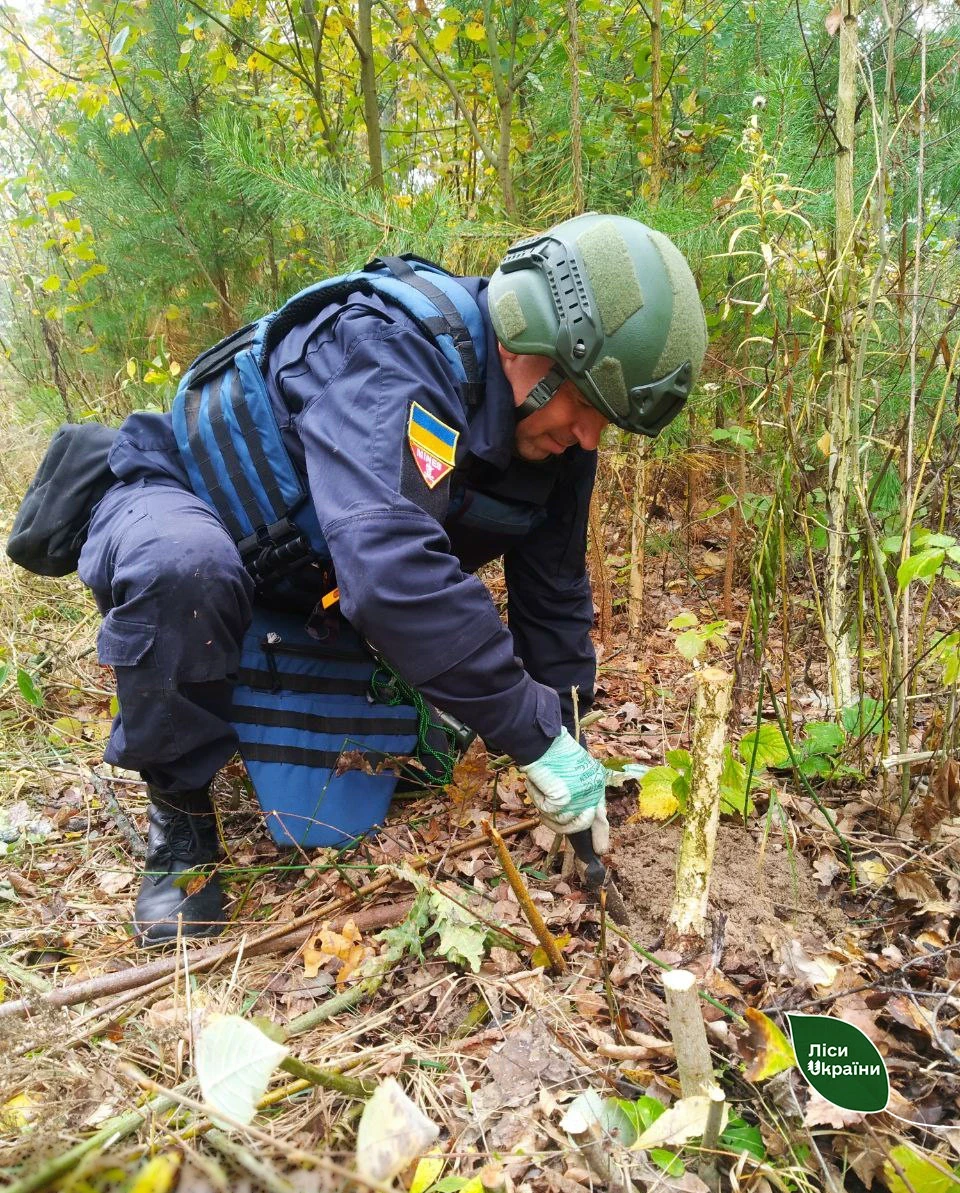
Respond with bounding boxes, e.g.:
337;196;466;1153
483;819;566;974
0;816;539;1020
86;769;146;857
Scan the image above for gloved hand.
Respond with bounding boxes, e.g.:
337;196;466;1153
521;728;610;854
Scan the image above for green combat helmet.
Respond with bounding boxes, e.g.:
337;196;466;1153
488;212;707;436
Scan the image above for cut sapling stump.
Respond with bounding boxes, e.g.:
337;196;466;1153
666;666;733;955
661;969;714;1098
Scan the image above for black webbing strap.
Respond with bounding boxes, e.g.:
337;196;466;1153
231;704;418;737
225;370;291;524
236;667;372;696
182;383;247;541
207;373;264;533
188;323;258;385
239;742;392;769
515;365;565;422
378;256;484;408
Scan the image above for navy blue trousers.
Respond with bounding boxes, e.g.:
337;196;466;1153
79;479;255;792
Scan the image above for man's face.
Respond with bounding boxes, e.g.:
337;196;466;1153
499;347;609;462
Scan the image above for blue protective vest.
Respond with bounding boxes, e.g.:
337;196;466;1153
170;256;487;847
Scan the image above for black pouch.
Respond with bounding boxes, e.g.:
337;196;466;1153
6;422;119;576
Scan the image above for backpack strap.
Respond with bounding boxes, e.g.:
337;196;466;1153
372;255;485;409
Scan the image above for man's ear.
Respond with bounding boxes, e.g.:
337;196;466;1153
496;341;519;367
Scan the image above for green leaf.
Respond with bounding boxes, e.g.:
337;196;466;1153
880;534;902;555
801;721;846;757
912;530;956;549
45;190;75;207
719;1117;766;1160
0;662;9;688
675;629;705;661
667;612;698;630
882;1146;960;1193
786;1013;889;1112
196;1014;289;1126
719;748;752;816
16;669;44;708
842;697;886;737
615;1095;666;1133
650;1148;684;1176
897;548;945;590
739;723;790;769
425;889;488;971
40;275;61;292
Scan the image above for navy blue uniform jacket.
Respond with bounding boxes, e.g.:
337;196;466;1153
105;279;597;765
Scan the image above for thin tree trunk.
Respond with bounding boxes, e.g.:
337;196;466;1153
567;0;584;213
629;440;648;635
823;0;858;714
589;490;612;653
648;0;664;204
667;667;733;952
357;0;385;192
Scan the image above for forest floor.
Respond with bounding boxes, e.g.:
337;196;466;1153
1;425;960;1193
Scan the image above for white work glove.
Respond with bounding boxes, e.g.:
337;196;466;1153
520;728;610;854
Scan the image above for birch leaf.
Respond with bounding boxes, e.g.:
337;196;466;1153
631;1095;728;1149
355;1077;439;1184
196;1014;289;1127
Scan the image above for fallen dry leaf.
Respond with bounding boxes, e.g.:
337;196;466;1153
302;919;371;986
779;938;840;990
803;1088;864;1129
737;1007;796;1081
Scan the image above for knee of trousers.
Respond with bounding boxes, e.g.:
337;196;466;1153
98;545;254;689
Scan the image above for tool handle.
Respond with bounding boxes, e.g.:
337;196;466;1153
568;828;607;886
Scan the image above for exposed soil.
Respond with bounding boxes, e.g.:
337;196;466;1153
613;816;847;958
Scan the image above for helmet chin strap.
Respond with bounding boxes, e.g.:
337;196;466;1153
514;365;566;421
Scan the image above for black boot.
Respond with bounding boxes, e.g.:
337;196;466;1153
133;786;225;945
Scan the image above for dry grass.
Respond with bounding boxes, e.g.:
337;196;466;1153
1;409;959;1193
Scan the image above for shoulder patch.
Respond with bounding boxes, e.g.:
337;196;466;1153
407;401;459;489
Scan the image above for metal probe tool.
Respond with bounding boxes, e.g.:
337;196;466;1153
568;828;630;925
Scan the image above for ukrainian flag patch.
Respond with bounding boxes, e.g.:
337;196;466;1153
407;402;459;489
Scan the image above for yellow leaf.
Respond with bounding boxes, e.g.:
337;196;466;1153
164;305;181;320
464;21;485;39
817;431;832;457
410;1155;445;1193
41;275;61;292
1;1093;38;1131
303;919;371;985
435;24;458;52
126;1152;182;1193
854;857;888;887
531;932;571;969
126;358;137;378
739;1007;796;1081
637;786;679;820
